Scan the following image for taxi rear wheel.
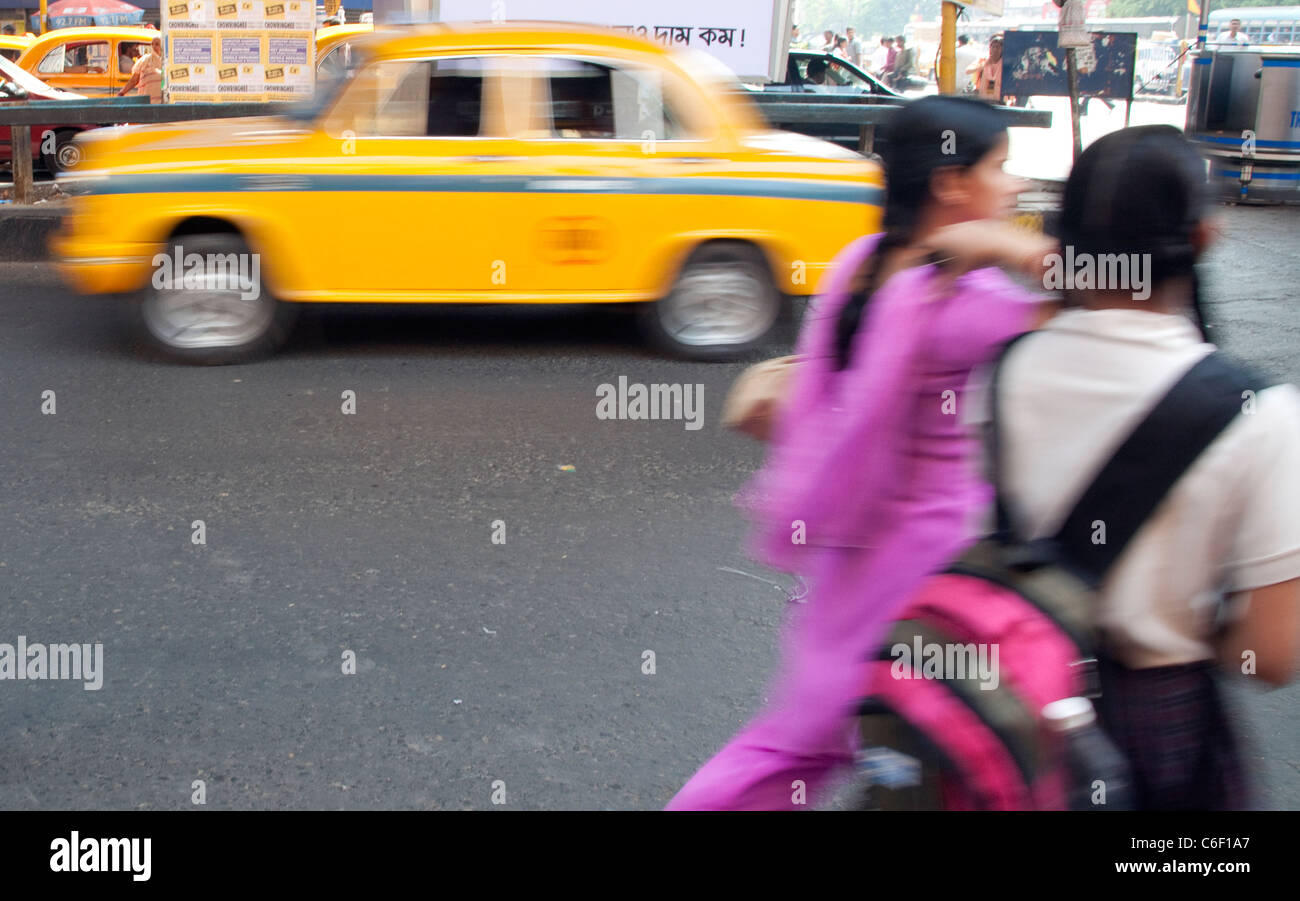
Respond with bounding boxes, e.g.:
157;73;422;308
132;233;297;365
642;242;782;361
40;129;83;175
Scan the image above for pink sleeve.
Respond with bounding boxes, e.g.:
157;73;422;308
954;267;1042;361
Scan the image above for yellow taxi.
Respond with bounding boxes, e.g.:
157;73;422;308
316;22;371;81
17;26;158;95
53;22;883;363
0;34;35;63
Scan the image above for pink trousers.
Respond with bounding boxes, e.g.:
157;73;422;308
667;517;970;810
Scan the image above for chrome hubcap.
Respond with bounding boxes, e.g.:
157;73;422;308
660;264;775;347
55;142;81;171
142;271;272;350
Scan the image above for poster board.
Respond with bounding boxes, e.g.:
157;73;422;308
957;0;1005;16
1001;30;1137;100
436;0;789;82
163;0;316;102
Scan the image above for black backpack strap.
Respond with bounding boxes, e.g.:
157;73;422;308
985;331;1035;542
1052;352;1265;587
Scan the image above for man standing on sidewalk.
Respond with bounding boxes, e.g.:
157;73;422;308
118;35;164;104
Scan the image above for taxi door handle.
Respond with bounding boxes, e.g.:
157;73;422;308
461;155;524;163
667;156;716;164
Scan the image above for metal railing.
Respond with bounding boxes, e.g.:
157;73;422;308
749;93;1052;153
1;97;305;204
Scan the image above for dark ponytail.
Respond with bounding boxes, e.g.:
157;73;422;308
834;95;1008;370
1059;125;1212;338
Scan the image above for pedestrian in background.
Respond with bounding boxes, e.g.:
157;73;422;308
889;33;917;89
975;35;1003;101
883;34;899;81
845;26;862;66
956;34;980;89
118;35;163;104
869;35;892;75
1214;18;1250;45
666;97;1057;810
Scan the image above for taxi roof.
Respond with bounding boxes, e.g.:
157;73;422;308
338;21;760;139
350;21;685;63
316;23;373;50
19;26;159;60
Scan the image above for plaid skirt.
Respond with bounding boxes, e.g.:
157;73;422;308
1096;656;1249;811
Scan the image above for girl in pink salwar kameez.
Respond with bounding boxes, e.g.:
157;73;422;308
669;97;1057;810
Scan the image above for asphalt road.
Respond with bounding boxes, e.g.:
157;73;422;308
1;203;1298;810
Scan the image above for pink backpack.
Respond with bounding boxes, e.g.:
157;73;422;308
855;341;1261;810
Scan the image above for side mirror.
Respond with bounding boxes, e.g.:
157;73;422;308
0;80;29;99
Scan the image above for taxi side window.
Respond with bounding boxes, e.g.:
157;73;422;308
39;41;109;75
426;58;484;137
540;58;687;141
37;45;68;74
330;57;485;138
317;42;354;81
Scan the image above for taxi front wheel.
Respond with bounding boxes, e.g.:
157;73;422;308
641;242;782;361
131;234;297;365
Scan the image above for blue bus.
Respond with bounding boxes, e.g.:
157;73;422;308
1209;7;1300;44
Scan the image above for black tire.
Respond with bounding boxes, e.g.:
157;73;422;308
130;232;297;365
639;241;782;361
40;128;83;175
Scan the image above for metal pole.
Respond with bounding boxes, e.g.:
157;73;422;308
12;126;32;205
1197;0;1209;49
1066;46;1083;163
39;0;48;35
939;1;957;94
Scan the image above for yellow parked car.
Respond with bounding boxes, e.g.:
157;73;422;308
17;26;158;96
0;34;35;63
53;22;883;363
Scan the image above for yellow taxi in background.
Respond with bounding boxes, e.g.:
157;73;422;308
54;22;883;363
17;26;157;95
0;34;35;62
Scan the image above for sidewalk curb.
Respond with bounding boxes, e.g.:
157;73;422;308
0;206;64;262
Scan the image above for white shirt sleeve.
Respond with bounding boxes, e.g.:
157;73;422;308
1223;384;1300;592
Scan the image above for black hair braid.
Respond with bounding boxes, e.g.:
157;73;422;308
833;224;916;370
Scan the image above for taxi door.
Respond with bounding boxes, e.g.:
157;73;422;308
512;55;731;300
309;54;535;299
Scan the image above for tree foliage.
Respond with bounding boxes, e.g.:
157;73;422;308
792;0;924;41
1107;0;1297;16
792;0;1300;36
